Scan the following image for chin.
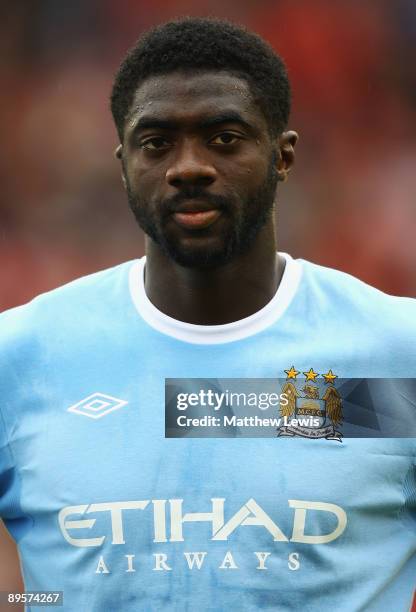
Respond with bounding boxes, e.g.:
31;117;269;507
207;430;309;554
152;225;235;268
163;240;236;269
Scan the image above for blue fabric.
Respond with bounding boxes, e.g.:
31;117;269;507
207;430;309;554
0;258;415;611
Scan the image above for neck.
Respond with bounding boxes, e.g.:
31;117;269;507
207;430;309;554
143;222;284;325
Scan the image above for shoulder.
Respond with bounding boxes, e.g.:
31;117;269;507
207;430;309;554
0;260;136;356
296;258;416;358
299;258;416;323
291;258;416;375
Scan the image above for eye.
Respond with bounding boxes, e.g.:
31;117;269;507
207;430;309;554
209;132;241;146
139;137;171;151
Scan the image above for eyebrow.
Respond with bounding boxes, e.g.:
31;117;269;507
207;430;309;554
130;111;253;133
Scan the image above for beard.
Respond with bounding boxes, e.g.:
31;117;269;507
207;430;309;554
125;154;279;269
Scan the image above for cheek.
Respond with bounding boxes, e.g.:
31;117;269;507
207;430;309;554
227;147;270;181
126;161;162;198
223;159;269;196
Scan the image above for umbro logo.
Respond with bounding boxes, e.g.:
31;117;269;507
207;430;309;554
67;392;128;419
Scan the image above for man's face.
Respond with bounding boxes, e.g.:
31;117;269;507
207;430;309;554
120;71;280;268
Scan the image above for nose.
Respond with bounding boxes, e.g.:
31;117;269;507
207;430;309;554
165;140;217;188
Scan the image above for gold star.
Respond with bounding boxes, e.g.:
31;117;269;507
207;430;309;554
284;366;300;380
303;368;319;381
322;369;338;384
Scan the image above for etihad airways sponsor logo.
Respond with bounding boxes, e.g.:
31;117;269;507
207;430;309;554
58;497;347;548
92;550;302;575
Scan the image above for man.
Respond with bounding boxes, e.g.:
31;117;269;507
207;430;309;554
0;17;415;612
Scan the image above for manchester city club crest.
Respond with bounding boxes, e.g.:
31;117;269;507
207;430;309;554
278;367;343;441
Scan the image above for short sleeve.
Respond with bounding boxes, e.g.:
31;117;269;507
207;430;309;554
0;361;33;541
0;406;19;520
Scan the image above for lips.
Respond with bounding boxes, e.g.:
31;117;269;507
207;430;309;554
170;199;223;229
172;209;221;229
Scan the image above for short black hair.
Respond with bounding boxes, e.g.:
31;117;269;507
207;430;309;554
110;17;291;142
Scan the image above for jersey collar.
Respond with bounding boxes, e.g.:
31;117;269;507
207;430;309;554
129;252;302;345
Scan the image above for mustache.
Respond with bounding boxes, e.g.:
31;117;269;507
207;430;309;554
160;188;232;216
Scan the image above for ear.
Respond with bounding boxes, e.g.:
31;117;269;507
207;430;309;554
114;144;127;189
275;130;298;182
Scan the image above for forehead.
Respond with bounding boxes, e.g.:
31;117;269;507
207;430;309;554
126;71;267;131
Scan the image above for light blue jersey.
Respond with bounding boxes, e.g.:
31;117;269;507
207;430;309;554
0;253;415;611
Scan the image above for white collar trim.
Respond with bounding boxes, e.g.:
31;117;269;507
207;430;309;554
129;252;302;345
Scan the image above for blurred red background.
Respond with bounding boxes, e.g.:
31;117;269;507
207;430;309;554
1;0;415;312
